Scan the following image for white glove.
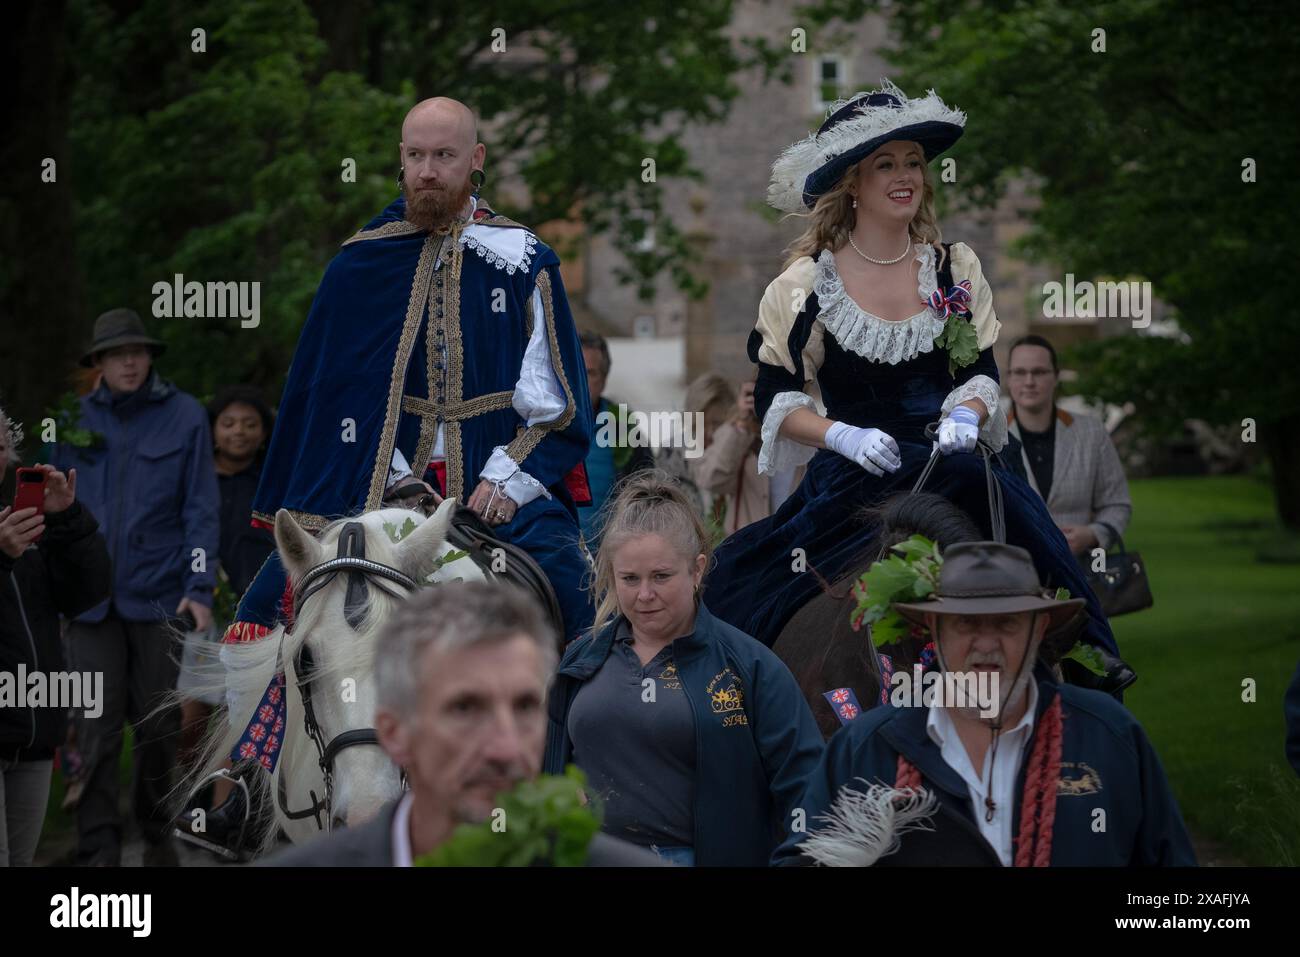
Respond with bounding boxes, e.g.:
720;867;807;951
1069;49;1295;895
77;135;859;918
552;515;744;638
938;406;981;455
825;422;901;477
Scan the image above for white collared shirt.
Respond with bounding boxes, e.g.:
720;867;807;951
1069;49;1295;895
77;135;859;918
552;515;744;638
390;790;415;868
926;680;1039;866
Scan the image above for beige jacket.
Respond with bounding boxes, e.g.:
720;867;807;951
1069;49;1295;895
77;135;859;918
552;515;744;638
1008;406;1132;550
689;422;803;535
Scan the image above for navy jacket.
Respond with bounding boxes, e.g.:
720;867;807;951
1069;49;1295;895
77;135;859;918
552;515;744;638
544;603;825;866
53;371;220;622
774;667;1196;866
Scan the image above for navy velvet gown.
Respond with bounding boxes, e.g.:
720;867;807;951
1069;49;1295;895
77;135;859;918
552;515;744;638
703;244;1117;656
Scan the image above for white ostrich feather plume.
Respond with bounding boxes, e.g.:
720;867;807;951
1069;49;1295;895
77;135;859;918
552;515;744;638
768;78;967;213
800;778;939;867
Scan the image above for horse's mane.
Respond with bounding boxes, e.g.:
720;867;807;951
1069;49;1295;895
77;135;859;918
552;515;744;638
858;492;983;566
805;493;984;600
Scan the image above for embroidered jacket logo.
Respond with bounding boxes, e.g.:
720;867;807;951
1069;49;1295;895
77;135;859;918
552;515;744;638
710;686;743;713
706;668;746;726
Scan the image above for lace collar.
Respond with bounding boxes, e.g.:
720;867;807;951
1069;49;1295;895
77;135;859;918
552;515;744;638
813;242;947;365
459;222;539;275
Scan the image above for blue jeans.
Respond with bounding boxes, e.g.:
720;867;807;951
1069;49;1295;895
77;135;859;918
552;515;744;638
650;844;695;867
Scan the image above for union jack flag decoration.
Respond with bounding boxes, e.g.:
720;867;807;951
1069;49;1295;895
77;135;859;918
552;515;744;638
822;687;864;726
231;670;288;773
878;653;894;706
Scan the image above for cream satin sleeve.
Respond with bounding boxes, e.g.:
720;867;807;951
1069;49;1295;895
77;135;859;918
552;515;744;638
751;256;825;475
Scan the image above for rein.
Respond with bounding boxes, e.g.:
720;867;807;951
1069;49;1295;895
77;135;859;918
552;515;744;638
912;422;1006;543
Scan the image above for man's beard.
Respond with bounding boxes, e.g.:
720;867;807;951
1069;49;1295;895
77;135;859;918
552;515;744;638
404;175;475;231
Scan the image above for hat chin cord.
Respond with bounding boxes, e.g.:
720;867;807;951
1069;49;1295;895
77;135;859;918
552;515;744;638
935;612;1043;823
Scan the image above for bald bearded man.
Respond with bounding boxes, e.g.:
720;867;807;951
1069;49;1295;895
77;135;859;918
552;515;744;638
176;98;595;861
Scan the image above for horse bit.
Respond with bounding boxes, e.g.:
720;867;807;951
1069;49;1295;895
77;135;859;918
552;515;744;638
276;521;416;831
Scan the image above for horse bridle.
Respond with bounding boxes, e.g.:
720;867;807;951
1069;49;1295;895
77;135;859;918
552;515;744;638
277;521;417;831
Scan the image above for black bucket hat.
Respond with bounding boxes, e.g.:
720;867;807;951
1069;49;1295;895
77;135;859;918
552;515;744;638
80;308;165;368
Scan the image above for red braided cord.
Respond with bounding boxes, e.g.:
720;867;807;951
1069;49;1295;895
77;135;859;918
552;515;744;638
894;754;923;792
1014;695;1064;866
1032;698;1064;867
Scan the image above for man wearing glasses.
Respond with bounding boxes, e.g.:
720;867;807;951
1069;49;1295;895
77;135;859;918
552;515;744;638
1005;336;1132;557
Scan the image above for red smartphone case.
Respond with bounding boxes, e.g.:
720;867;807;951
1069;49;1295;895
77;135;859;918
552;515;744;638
12;468;47;514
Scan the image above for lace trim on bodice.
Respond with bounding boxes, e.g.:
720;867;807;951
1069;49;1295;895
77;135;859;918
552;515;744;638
813;243;947;365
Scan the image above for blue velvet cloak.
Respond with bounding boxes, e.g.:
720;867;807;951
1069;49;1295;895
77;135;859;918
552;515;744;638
251;196;592;530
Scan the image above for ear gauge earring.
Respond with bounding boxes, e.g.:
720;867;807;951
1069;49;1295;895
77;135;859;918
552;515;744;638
396;166;405;186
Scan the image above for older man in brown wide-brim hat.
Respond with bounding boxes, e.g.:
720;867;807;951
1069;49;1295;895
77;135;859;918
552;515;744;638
774;540;1196;868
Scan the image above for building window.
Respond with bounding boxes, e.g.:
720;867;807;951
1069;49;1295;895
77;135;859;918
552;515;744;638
630;209;656;252
814;56;847;112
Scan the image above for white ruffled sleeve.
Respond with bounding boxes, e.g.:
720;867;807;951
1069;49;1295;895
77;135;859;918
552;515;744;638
477;284;560;507
512;285;567;427
941;375;1007;452
758;391;819;475
481;446;552;506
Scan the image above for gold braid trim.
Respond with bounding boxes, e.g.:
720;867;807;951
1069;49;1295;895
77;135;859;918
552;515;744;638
414;236;445;473
251;507;329;533
341;220;425;246
445;224;467;500
504;268;577;465
476;213;529;232
401;391;514;422
365;233;441;511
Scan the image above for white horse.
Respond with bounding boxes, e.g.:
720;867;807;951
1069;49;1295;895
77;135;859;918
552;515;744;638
187;499;487;854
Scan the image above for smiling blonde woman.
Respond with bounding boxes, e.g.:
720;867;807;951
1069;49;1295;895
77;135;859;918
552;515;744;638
703;81;1119;664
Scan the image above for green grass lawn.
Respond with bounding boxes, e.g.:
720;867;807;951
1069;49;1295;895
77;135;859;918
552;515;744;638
1111;475;1300;865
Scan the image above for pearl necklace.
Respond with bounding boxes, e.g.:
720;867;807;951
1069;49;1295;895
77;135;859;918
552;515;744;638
848;234;912;265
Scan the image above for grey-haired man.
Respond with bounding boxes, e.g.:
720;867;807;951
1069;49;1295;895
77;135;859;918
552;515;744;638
265;581;661;866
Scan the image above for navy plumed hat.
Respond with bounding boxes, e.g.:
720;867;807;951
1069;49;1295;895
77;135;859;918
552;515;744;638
768;79;966;213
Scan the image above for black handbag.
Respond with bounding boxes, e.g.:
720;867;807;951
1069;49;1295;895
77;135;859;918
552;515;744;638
1078;522;1153;617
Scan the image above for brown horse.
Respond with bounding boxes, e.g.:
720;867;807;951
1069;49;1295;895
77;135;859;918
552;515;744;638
772;493;981;740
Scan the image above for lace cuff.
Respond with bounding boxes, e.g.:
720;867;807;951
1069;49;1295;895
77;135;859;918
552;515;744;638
480;446;552;507
758;391;818;475
941;375;1007;452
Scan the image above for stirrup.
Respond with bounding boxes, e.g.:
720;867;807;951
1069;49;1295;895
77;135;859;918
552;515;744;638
172;768;252;862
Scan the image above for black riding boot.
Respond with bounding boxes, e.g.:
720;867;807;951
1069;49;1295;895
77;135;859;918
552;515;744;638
172;760;272;861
